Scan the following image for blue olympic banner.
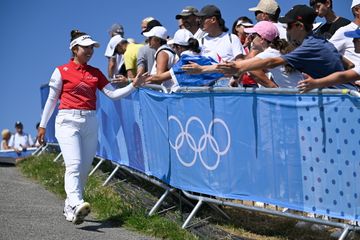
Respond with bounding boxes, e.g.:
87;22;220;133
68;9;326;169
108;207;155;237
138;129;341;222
96;88;360;222
40;84;58;143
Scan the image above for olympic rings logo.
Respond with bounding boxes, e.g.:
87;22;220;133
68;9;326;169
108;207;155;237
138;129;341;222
168;116;231;171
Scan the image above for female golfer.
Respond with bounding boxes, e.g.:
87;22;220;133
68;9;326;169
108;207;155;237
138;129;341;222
37;30;144;224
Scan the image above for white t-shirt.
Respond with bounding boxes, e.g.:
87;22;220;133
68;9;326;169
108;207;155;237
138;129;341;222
256;47;304;88
274;22;287;40
330;22;360;67
193;28;207;41
9;132;34;149
200;32;245;61
104;40;124;78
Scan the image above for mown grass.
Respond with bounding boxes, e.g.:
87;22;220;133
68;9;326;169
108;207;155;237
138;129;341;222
18;154;197;240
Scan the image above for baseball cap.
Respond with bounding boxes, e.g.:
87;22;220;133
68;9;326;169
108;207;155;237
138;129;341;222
344;28;360;38
249;0;279;15
107;35;127;56
69;35;100;50
168;29;194;46
352;0;360;9
143;26;168;40
108;23;124;36
244;21;279;41
15;121;23;128
195;5;222;18
278;5;317;25
141;19;162;34
236;20;254;27
175;6;199;19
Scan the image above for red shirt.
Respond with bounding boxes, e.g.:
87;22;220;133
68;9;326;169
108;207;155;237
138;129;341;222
57;59;109;110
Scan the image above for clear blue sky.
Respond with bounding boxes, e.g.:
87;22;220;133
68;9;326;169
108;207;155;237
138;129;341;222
0;0;353;137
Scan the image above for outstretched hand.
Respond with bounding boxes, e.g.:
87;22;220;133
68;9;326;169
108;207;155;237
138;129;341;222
182;61;203;74
297;74;319;93
216;62;238;75
132;72;148;87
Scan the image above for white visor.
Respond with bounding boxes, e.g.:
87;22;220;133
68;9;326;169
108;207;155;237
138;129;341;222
69;35;100;50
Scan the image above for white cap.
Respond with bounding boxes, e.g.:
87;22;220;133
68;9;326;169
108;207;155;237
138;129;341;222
236;20;254;27
168;29;194;46
351;0;360;8
107;35;127;56
143;26;168;40
69;35;99;50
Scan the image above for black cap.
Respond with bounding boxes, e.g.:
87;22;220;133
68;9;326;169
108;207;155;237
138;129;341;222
141;19;162;34
175;6;199;19
279;5;317;25
15;121;23;128
195;5;222;18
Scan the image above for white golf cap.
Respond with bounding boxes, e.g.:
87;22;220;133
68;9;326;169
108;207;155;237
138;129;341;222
143;26;168;40
351;0;360;8
236;20;254;27
69;35;99;50
169;29;193;46
107;35;127;56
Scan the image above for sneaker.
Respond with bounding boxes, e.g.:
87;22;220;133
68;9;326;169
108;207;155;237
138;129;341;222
63;205;74;222
72;202;91;225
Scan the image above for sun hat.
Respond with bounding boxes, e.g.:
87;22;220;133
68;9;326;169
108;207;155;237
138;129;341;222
249;0;279;15
351;0;360;9
244;21;279;41
69;35;100;50
143;26;168;40
168;29;194;46
107;35;127;56
236;20;254;27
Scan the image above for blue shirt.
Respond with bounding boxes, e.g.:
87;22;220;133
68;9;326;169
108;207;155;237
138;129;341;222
282;34;356;90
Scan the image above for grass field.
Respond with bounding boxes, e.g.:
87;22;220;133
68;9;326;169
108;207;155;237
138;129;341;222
17;153;359;240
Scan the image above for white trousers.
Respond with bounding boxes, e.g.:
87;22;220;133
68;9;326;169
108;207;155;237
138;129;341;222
55;110;98;207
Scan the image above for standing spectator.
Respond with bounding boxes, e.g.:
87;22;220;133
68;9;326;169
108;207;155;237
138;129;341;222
231;17;259;87
196;5;245;62
298;28;360;92
141;17;154;33
310;0;351;39
136;19;162;78
145;29;224;91
37;30;144;225
185;5;357;91
104;23;125;79
249;0;287;40
329;0;360;84
1;129;11;150
231;16;254;50
107;36;143;78
9;121;33;152
175;6;206;40
143;26;177;76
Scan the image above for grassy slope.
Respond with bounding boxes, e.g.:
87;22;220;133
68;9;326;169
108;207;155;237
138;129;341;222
18;154;197;240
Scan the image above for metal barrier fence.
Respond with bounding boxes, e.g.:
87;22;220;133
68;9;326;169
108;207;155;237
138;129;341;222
41;84;360;239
